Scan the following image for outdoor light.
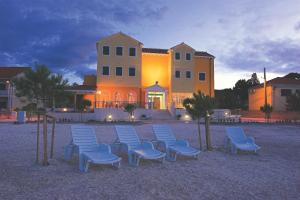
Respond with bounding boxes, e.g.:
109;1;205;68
97;90;102;95
62;108;68;112
184;114;189;119
131;115;135;119
107;114;112;121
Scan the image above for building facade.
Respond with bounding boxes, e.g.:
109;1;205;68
90;32;214;110
249;77;300;111
0;67;30;112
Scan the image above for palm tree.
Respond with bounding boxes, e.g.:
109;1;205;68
49;74;69;110
13;64;69;111
124;103;136;122
183;91;215;150
260;104;273;122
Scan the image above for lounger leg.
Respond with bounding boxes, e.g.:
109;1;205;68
193;154;198;160
135;155;141;167
166;150;175;161
113;161;121;169
64;144;74;161
79;154;88;172
173;152;177;161
231;145;237;154
128;153;133;165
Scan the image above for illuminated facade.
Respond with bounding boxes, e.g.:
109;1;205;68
93;32;215;109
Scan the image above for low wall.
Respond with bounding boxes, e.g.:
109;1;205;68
95;108;154;121
50;108;155;122
241;111;300;120
49;112;96;122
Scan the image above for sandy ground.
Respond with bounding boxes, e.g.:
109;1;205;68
0;122;300;200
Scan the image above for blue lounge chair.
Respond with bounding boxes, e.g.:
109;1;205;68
64;125;121;172
152;125;201;161
225;127;261;154
115;125;165;166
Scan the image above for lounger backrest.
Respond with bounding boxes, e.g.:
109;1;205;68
71;125;98;153
226;127;247;144
152;125;176;146
115;125;141;149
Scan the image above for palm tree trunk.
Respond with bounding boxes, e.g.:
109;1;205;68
197;118;202;150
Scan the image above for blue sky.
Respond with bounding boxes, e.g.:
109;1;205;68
1;0;299;89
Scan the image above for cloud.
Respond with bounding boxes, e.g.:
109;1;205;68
222;38;300;73
0;0;167;81
295;21;300;31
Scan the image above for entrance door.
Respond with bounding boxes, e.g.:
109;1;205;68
153;97;160;109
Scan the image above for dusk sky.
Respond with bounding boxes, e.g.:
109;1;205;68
1;0;299;89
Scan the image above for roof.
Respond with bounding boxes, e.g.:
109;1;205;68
142;48;214;58
97;32;143;45
65;85;96;91
142;48;169;54
194;51;215;58
145;82;166;92
0;67;31;79
170;42;195;50
251;77;300;89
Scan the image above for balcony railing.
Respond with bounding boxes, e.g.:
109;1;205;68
95;101;147;109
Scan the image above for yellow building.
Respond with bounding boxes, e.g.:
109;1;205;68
93;32;214;109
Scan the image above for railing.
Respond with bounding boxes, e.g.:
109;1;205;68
95;101;147;109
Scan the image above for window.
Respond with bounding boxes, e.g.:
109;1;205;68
0;82;6;90
129;67;135;76
129;48;136;56
199;72;206;81
116;67;122;76
175;70;180;78
186;53;191;60
186;71;191;78
116;47;123;56
102;66;109;75
281;89;292;96
175;52;180;60
102;46;109;55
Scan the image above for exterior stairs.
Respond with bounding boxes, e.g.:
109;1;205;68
150;109;173;120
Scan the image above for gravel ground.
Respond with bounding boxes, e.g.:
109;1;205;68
0;122;300;200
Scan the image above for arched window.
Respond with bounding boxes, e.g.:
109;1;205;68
128;91;137;103
115;92;121;108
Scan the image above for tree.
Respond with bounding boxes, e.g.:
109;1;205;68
260;104;273;122
49;74;69;110
286;90;300;111
233;73;260;110
183;91;215;150
13;64;69;111
77;99;92;112
22;103;37;121
77;99;91;122
247;73;260;86
124;103;136;121
284;73;300;80
215;89;238;109
233;79;249;109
